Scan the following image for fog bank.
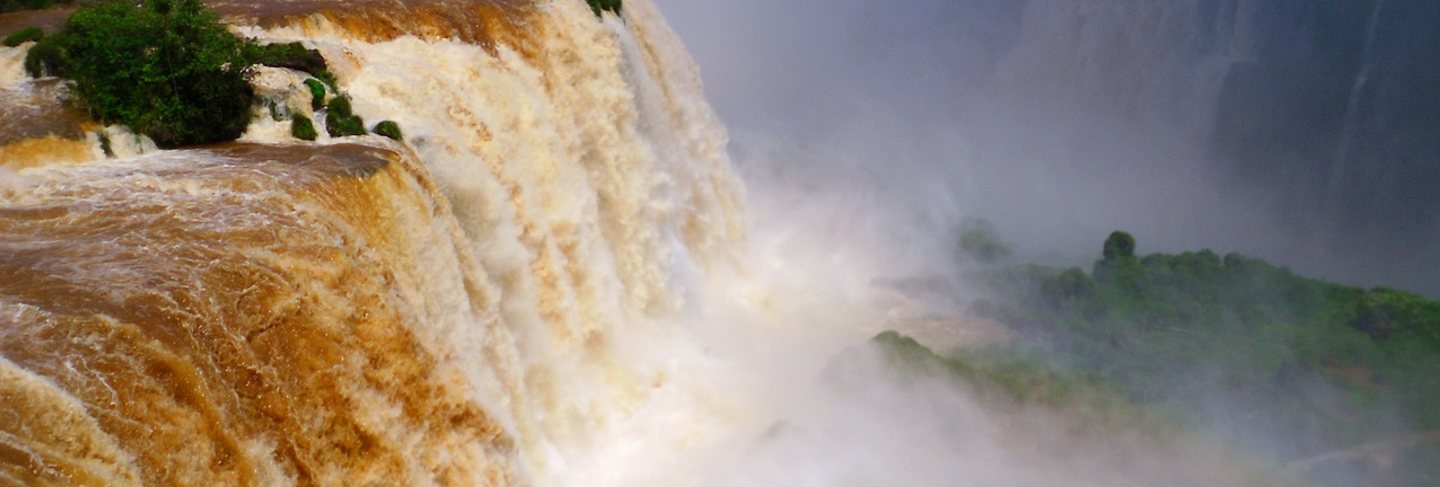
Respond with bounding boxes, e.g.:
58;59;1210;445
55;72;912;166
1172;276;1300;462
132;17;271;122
660;0;1440;296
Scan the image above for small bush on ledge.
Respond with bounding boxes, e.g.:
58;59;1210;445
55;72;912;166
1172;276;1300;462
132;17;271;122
291;114;317;141
324;97;365;137
327;96;353;118
2;27;43;47
327;115;366;137
372;120;403;141
247;41;328;76
22;38;63;76
303;78;327;111
586;0;621;16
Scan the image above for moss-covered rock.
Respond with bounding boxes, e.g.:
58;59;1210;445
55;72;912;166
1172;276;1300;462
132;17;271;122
312;69;338;91
248;41;328;76
372;120;403;141
327;96;353;119
323;96;366;137
2;27;43;47
22;37;65;77
326;114;365;138
303;78;327;111
291;114;317;141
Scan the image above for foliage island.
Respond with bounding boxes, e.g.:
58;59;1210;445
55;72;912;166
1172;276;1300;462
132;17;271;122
16;0;359;147
879;229;1440;485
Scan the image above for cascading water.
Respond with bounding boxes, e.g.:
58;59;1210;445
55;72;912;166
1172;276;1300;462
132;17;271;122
1328;0;1386;194
0;0;747;484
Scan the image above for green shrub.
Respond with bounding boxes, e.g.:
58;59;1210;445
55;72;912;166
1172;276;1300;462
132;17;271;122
22;37;64;76
323;96;365;137
1102;231;1136;261
372;120;403;141
291;114;317;141
26;0;255;147
326;114;365;138
3;27;43;47
247;41;327;76
327;96;352;118
303;78;327;111
585;0;621;16
312;69;338;90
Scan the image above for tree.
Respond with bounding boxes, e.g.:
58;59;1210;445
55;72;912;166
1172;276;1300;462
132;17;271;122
1102;231;1136;261
26;0;255;147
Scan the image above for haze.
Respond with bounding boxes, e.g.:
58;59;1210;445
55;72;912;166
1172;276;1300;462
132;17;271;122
659;0;1440;297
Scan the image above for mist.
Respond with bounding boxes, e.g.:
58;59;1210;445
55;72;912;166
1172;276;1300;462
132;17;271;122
631;0;1440;485
659;0;1440;297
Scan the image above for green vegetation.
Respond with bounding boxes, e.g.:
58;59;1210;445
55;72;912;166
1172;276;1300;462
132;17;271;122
870;330;1303;485
310;69;338;91
956;231;1440;485
1101;230;1135;260
874;331;1132;411
247;41;327;76
13;0;400;149
23;0;254;147
326;95;352;118
2;27;43;47
324;96;365;137
21;36;61;76
15;1;369;148
303;78;327;111
372;120;402;141
585;0;621;16
290;114;317;141
326;114;365;137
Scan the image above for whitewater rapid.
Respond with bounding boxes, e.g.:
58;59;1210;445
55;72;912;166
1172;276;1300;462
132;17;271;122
0;1;751;484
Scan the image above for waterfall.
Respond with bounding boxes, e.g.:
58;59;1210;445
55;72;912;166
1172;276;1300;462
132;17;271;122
3;1;1378;485
0;1;745;484
1329;0;1387;194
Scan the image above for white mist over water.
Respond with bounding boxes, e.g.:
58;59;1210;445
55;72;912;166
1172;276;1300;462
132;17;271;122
659;0;1440;299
